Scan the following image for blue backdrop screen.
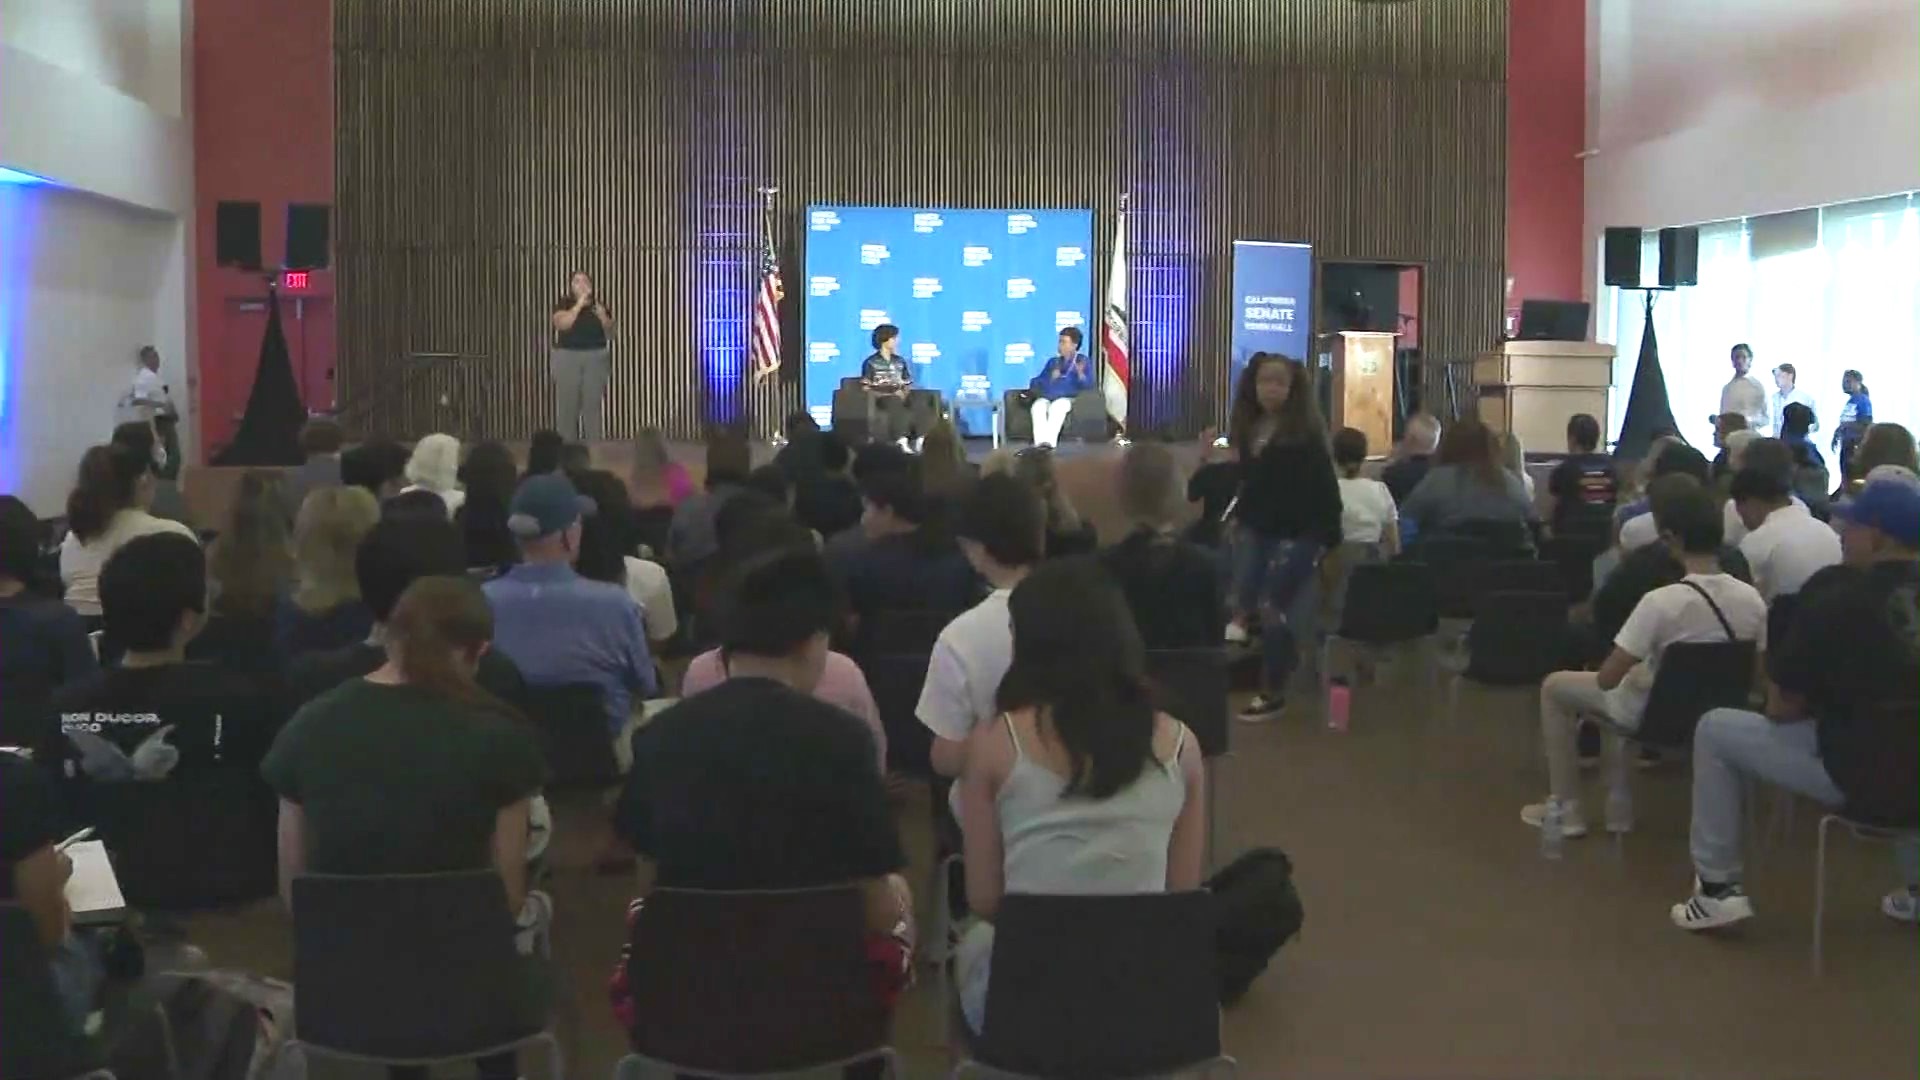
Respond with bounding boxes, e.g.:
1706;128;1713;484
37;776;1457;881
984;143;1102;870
803;205;1094;433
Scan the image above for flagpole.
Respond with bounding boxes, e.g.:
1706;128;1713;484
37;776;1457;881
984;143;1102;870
1101;192;1132;440
752;185;779;441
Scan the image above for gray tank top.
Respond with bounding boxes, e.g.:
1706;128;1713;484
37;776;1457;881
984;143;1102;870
996;714;1188;896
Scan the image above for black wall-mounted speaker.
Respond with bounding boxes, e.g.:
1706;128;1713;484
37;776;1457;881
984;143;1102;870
1602;226;1642;288
215;201;262;270
1658;226;1699;287
285;203;332;270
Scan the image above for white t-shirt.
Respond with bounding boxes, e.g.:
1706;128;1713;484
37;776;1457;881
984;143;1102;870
622;555;679;643
1607;572;1766;723
59;509;199;616
1723;494;1805;547
1618;510;1660;552
917;588;1013;746
1337;476;1397;545
1738;502;1842;602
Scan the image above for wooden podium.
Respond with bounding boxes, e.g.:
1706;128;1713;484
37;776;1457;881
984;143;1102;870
1328;331;1396;453
1473;340;1615;453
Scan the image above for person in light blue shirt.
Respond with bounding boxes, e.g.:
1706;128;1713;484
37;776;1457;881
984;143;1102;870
1025;327;1095;448
483;473;656;733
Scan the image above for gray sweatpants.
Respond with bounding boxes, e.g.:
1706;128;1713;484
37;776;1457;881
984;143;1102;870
1690;707;1919;885
552;346;610;440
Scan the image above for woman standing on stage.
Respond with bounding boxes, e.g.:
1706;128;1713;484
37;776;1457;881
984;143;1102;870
551;270;613;441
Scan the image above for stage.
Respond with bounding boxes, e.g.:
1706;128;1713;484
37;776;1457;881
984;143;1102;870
179;436;1193;543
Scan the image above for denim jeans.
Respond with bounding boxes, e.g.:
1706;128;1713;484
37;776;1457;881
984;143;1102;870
1690;708;1920;886
1229;525;1323;694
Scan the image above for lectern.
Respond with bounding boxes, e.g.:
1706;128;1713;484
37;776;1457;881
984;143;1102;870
1473;340;1615;454
1328;331;1396;454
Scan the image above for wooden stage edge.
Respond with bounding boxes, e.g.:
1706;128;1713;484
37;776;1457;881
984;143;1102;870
180;436;1175;542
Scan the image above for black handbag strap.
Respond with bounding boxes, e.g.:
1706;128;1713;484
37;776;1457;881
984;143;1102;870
1680;579;1737;641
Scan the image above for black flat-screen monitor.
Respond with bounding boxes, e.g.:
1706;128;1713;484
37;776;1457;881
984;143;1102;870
1516;299;1591;342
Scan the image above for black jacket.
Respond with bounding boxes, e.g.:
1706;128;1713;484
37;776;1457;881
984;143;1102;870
1234;436;1342;547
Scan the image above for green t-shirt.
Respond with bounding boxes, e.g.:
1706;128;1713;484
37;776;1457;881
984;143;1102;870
260;679;546;875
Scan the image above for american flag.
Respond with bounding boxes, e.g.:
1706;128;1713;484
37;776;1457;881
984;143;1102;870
750;201;784;381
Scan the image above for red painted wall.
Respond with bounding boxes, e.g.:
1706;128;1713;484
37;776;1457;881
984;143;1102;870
192;0;333;458
1506;1;1587;316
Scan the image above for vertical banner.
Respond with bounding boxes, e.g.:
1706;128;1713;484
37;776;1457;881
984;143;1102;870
1230;240;1314;388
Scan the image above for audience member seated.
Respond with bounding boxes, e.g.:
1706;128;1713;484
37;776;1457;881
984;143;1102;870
560;442;593;474
1098;442;1225;650
1780;402;1832;517
918;475;1044;800
1184;432;1240;548
1381;412;1441;504
570;468;677;648
484;473;656;736
1709;412;1749;482
0;747;95;1037
955;558;1205;1034
1523;485;1765;839
1731;465;1842;603
611;548;912;1025
59;444;198;619
823;443;912;568
840;463;978;639
51;533;285;784
456;440;523;573
280;418;344;523
1332;427;1399;559
1617;444;1712;551
1014;447;1096;558
794;431;865;540
746;463;796;512
109;421;191;526
769;411;824;485
0;497;95;744
524;428;565;478
1838;422;1918;499
668;426;752;567
399;432;466;517
626;428;691;555
1400;418;1536;542
1545;413;1619;537
919;417;976;507
194;470;294;673
1607;435;1683;544
1585;475;1754;660
263;576;550;1080
1670;477;1920;931
680;519;886;770
1498;431;1535;501
276;486;380;657
286;516;530;711
339;438;409;501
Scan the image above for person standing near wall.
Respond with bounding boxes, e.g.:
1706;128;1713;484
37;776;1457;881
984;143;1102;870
1716;343;1768;435
550;271;613;441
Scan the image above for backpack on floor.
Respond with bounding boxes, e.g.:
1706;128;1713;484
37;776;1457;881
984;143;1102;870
121;971;295;1080
1206;846;1304;1005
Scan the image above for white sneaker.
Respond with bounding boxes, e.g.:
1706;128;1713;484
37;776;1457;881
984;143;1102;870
1223;623;1249;645
1881;887;1920;924
1235;694;1285;723
1671;879;1755;931
1520;800;1589;838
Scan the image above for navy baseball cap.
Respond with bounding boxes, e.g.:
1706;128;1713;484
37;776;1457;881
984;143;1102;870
1832;477;1920;548
508;473;595;539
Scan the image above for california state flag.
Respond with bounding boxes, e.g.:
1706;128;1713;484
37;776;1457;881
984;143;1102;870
1099;206;1130;431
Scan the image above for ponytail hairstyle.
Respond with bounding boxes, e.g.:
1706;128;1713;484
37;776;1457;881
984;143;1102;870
384;575;520;721
67;444;149;542
996;558;1156;799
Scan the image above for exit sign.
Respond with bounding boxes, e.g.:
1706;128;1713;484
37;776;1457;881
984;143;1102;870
283;270;311;290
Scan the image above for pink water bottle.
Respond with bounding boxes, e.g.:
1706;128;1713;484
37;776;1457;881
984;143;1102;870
1326;677;1352;732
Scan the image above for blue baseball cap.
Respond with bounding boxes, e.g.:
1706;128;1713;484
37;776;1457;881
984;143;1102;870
508;473;595;539
1832;477;1920;548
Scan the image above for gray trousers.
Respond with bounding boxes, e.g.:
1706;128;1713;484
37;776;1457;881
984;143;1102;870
552;346;610;440
1690;708;1919;885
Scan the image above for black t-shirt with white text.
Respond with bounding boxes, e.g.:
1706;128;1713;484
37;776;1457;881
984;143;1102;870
616;677;904;890
49;663;286;775
1548;453;1621;534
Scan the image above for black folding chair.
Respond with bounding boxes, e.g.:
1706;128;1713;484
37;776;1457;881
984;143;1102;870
1322;561;1440;692
1597;641;1757;749
85;767;279;911
617;885;897;1078
522;682;616;790
1447;591;1570;719
287;871;561;1079
955;891;1234;1079
1540;532;1609;604
1146;649;1231;870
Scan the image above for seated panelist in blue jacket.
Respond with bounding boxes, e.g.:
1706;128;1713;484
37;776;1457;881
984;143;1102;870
1027;327;1094;448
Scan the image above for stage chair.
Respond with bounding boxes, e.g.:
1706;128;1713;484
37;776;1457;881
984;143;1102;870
287;871;562;1080
1000;390;1035;443
618;885;898;1077
953;891;1234;1080
1064;388;1108;441
832;376;876;443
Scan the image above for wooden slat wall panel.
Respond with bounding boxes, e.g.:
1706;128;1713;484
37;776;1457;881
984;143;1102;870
336;0;1508;441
